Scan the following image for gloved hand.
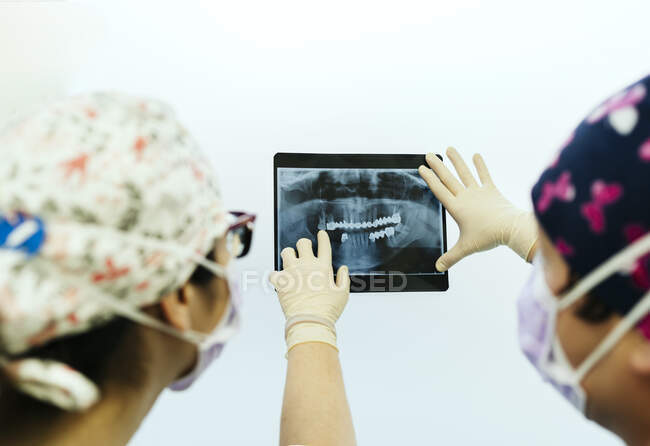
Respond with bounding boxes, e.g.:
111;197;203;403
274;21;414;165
418;147;538;272
269;230;350;353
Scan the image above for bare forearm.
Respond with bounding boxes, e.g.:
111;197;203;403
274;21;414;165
280;342;356;446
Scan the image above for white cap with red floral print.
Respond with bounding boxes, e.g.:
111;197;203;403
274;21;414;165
0;92;228;410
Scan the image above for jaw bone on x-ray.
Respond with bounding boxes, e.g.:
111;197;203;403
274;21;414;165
277;168;443;275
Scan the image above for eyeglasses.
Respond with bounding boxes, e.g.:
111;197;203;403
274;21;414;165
188;211;255;284
225;211;256;258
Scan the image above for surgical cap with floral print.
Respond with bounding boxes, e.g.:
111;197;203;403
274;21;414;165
0;92;228;410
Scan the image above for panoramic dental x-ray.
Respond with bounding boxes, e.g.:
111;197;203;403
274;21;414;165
276;167;444;278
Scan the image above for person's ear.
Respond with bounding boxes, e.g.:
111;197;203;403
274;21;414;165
159;285;194;331
629;339;650;376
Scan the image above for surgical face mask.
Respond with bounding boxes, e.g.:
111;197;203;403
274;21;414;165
517;233;650;414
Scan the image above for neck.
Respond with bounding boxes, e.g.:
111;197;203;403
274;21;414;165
599;401;650;446
0;325;195;446
616;421;650;446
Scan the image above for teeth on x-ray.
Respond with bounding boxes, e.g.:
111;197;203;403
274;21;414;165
324;212;401;231
369;226;396;241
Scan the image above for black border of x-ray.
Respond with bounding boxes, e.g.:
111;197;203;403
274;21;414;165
273;153;449;293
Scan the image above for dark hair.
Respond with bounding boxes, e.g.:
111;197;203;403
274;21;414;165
10;316;133;387
188;248;217;285
2;248;218;407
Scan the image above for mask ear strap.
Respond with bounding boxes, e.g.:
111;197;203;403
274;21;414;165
575;289;650;381
84;285;207;344
32;239;231;347
74;272;240;345
559;233;650;310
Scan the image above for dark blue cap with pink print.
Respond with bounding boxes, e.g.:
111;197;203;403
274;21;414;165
532;75;650;315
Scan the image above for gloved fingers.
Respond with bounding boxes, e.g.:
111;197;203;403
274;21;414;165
418;165;455;210
296;238;315;259
316;230;332;262
472;153;494;186
435;243;466;272
281;247;298;267
446;147;478;188
335;265;350;290
425;152;463;195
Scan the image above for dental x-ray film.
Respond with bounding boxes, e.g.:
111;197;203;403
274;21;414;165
274;153;448;292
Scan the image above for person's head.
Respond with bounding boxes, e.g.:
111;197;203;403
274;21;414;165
524;75;650;443
0;92;254;413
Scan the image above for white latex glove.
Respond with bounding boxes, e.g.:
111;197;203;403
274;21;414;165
269;230;350;353
418;147;538;272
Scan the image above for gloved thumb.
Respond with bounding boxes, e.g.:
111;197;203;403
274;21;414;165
269;271;294;292
269;271;281;288
435;244;465;272
335;265;350;289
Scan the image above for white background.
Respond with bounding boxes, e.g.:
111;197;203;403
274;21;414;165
3;1;649;444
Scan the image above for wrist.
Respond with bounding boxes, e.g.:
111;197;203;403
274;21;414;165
525;238;539;262
504;210;539;261
285;321;337;355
